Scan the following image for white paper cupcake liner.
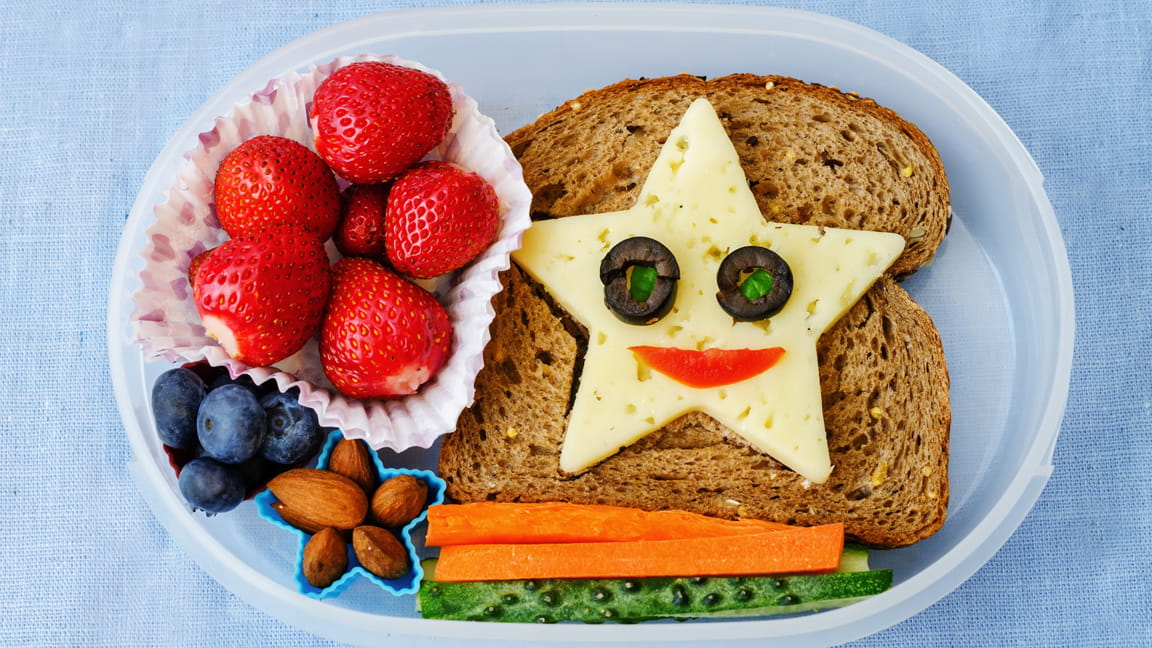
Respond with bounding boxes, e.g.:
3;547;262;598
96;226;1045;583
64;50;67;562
132;54;532;452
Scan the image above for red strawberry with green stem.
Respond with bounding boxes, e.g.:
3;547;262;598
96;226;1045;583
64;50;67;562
213;135;341;240
385;160;501;279
320;257;452;399
193;224;331;367
310;61;454;184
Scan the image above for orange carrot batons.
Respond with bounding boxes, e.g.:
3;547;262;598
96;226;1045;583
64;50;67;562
425;502;792;546
432;523;845;582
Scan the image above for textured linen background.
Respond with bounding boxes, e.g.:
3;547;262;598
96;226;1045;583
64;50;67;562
1;1;1147;646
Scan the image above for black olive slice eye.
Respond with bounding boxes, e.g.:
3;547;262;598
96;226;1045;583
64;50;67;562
600;236;680;325
716;246;793;321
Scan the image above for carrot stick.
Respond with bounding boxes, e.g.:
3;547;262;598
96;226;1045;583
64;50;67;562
432;523;845;582
425;502;792;546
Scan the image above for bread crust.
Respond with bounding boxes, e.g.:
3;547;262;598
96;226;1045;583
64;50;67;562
440;75;951;549
506;74;951;278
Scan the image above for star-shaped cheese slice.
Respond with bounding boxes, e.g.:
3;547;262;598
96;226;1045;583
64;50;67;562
511;98;905;483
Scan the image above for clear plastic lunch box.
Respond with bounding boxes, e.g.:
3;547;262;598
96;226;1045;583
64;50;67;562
108;5;1072;646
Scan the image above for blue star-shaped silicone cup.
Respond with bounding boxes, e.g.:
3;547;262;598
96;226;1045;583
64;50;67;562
254;429;446;598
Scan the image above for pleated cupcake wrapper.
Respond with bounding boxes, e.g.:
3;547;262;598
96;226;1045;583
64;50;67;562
132;53;532;452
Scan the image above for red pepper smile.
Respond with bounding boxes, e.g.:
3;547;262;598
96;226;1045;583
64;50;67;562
628;346;786;389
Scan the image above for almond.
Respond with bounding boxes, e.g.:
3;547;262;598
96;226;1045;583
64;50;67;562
267;468;368;531
370;474;428;528
328;438;376;494
352;525;410;580
271;500;328;535
302;527;348;589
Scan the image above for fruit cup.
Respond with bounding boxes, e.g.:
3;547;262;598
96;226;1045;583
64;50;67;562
130;53;532;455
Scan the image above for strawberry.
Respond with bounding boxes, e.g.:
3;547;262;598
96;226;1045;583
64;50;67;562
310;62;453;184
320;257;452;399
193;224;331;367
213;135;341;240
385;160;501;279
187;247;216;290
333;183;391;260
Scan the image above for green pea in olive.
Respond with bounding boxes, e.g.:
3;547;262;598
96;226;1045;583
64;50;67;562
716;245;793;321
599;236;680;325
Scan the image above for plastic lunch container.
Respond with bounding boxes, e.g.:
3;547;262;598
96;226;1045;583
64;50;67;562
107;5;1073;647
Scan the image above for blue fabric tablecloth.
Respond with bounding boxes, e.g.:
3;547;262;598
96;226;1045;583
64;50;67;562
2;1;1148;646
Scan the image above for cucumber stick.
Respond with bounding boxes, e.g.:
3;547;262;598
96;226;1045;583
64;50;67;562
417;551;891;623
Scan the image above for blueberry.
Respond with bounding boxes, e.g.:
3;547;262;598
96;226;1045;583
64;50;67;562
151;367;206;449
197;384;266;464
206;371;233;391
178;457;246;514
259;389;324;465
208;372;276;400
250;456;284;489
193;448;281;491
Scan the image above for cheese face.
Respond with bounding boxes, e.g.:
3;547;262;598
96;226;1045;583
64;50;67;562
512;98;904;483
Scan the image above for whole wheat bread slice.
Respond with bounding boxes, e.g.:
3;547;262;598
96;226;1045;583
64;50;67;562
439;75;951;548
505;74;950;278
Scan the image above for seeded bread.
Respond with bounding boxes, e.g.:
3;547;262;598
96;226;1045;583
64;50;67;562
439;75;951;549
505;74;950;278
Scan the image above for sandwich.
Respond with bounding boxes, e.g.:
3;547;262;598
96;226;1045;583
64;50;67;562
437;73;951;550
